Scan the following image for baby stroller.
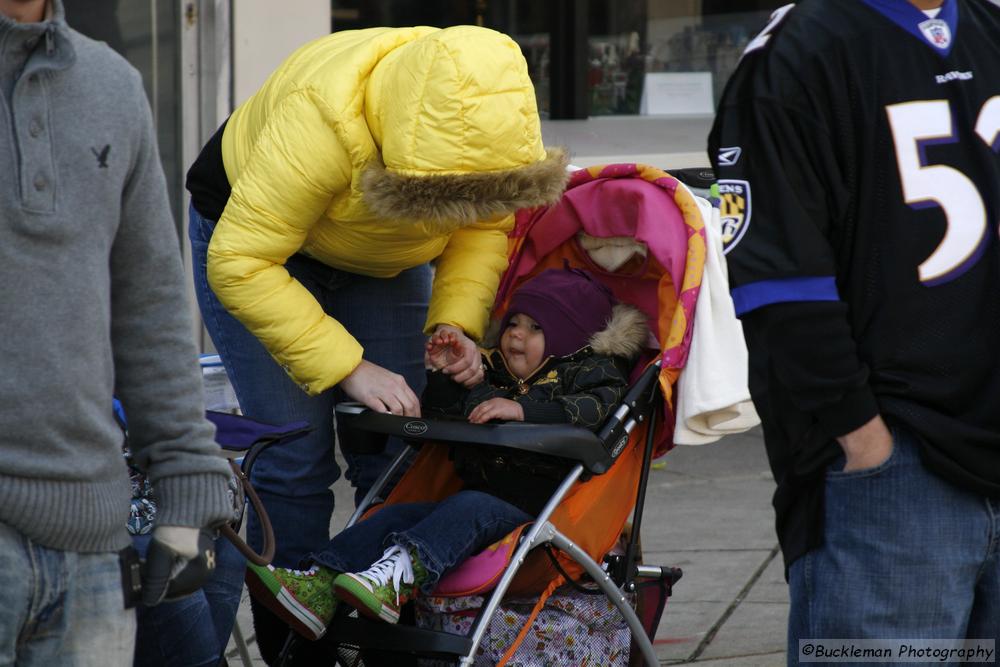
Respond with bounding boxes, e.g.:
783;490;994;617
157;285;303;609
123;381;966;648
270;163;708;666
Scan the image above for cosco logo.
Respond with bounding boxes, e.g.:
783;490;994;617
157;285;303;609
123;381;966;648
403;421;428;436
611;434;628;457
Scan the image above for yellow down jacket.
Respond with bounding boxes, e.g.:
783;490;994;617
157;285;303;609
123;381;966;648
208;26;568;395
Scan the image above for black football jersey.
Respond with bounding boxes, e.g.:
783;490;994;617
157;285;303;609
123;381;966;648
709;0;1000;564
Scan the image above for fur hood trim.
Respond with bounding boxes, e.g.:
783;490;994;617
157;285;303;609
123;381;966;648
589;304;649;360
484;302;649;360
361;148;569;223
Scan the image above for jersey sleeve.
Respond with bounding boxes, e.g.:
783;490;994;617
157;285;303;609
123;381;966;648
709;60;879;439
711;95;843;309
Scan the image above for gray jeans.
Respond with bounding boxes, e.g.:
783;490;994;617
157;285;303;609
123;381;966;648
0;522;136;667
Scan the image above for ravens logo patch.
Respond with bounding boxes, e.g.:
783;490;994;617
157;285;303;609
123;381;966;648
718;179;752;254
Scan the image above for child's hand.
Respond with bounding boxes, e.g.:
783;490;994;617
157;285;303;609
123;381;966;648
424;329;464;371
468;398;524;424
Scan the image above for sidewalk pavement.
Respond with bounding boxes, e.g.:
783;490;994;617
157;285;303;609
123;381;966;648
648;427;787;666
225;426;788;666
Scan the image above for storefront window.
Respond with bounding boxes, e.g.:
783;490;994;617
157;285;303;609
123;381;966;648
330;1;786;118
586;1;786;116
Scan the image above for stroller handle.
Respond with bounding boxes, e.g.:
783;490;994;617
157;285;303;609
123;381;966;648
335;403;614;474
218;461;275;566
205;411;312;567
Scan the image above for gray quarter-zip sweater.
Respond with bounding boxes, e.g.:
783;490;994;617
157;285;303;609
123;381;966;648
0;3;232;552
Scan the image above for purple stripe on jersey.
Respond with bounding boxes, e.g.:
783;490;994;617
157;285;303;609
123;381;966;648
861;0;958;58
731;277;840;316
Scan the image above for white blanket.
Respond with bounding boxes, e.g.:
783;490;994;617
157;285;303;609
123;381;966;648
673;194;759;445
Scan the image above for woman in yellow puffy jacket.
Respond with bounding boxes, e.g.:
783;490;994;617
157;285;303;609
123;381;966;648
185;25;566;658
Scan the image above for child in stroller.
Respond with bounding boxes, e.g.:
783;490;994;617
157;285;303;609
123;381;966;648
245;267;649;641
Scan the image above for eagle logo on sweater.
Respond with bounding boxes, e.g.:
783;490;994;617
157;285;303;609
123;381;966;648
91;145;110;169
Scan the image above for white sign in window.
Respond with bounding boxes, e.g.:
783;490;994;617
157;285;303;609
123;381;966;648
639;72;714;116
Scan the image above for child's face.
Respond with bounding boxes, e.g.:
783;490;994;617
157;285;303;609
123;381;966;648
500;313;546;380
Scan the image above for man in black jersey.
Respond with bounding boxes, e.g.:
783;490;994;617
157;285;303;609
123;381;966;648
709;0;1000;658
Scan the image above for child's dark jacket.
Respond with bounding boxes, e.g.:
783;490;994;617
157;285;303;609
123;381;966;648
422;304;648;514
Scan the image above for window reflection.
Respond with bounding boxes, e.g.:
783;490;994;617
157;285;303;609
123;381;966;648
330;0;786;117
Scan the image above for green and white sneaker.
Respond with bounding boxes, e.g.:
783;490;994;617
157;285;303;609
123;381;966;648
332;545;427;624
245;562;337;640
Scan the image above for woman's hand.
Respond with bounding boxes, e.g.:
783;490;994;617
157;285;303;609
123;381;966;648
339;359;421;417
468;398;524;424
426;324;483;388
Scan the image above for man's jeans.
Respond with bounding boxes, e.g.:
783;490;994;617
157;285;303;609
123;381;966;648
188;203;431;569
310;490;532;590
0;522;135;667
788;428;1000;665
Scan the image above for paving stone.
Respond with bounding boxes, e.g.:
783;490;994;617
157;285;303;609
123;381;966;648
744;552;789;605
654;601;732;662
699;600;789;662
678;651;785;666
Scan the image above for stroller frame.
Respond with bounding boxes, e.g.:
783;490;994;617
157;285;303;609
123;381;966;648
276;361;681;667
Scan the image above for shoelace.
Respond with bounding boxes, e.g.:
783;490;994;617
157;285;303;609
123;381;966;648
359;545;414;605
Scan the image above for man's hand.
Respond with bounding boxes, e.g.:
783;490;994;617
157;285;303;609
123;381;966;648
468;398;524;424
427;324;483;387
340;359;421;416
141;526;213;607
836;414;893;472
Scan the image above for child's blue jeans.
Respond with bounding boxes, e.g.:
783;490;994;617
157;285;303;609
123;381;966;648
309;490;533;590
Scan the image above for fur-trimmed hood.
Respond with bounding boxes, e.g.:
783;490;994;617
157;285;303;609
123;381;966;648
588;303;649;360
485;302;650;361
361;148;569;223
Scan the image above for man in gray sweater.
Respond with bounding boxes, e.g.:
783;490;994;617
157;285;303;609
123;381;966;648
0;0;234;664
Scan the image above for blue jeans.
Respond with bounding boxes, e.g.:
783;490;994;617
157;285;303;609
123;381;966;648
188;203;431;569
132;534;245;667
0;522;136;667
310;490;532;591
788;428;1000;666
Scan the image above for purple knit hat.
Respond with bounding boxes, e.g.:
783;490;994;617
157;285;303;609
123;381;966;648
500;268;616;358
